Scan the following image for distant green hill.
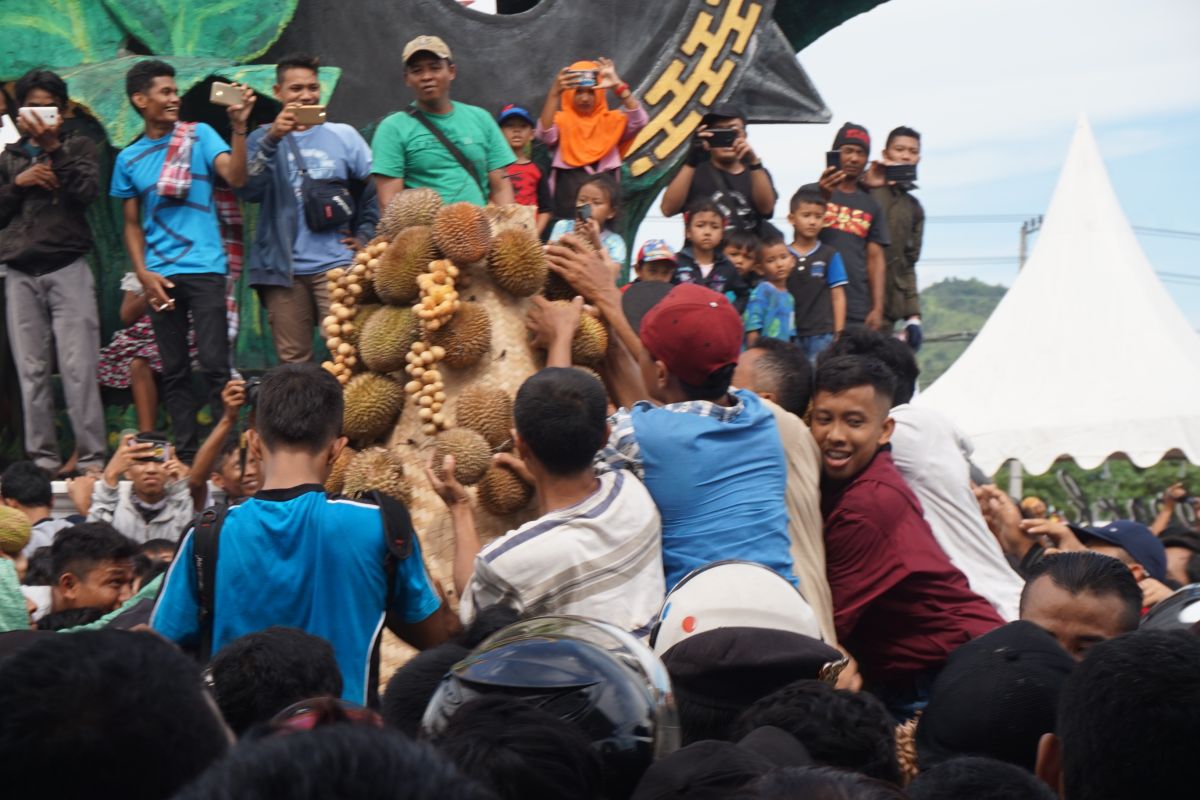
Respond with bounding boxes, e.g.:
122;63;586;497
917;277;1008;388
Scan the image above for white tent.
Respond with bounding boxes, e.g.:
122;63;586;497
917;116;1200;475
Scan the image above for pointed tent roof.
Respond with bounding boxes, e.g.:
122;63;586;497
917;116;1200;475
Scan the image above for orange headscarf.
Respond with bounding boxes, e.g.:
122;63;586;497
553;61;631;168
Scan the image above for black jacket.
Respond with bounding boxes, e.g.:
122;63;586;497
672;244;750;312
0;131;99;274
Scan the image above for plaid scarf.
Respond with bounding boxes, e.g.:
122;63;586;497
156;122;196;199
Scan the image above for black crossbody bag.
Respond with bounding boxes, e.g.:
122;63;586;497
285;135;356;231
407;107;486;195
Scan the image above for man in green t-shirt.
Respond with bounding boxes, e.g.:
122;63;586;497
372;36;515;209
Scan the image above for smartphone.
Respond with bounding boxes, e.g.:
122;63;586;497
567;69;599;88
885;163;918;183
575;203;592;223
825;150;842;170
18;106;59;127
291;105;327;126
209;81;240;107
707;127;738;148
133;436;171;463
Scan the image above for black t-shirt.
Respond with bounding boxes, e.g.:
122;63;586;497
787;241;843;337
688;161;775;235
800;183;889;324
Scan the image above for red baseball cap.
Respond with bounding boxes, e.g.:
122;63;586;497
639;284;743;386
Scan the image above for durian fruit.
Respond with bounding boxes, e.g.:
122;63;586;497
542;270;578;301
477;463;534;516
487;228;548;297
346;304;380;349
378;187;443;239
375;225;436;305
359;306;418;373
342;446;411;504
431;428;492;486
0;505;31;555
546;301;609;365
455;384;513;450
342;372;404;443
427;302;492;369
432;202;492;265
325;446;357;495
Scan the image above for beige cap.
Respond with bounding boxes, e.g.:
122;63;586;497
402;35;452;64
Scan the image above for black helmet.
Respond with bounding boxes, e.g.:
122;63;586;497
421;615;680;798
1140;583;1200;632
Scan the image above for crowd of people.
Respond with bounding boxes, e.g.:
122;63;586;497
2;33;1199;800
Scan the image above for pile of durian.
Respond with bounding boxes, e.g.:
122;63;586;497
320;188;604;517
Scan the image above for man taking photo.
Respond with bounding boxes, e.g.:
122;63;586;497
372;36;514;210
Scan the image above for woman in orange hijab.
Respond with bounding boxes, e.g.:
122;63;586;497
536;57;647;222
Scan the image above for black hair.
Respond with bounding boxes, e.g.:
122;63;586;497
125;58;175;109
750;766;907;799
275;53;320;84
684;195;725;225
1021;552;1142;634
677;362;737;402
382;642;472;737
733;680;901;784
747;337;813;416
35;606;106;631
723;228;761;253
133;553;169;587
886;126;921;147
813;355;897;410
209;627;344;736
255;363;343;454
907;756;1055;800
790;187;828;213
1;460;53;507
49;522;137;583
0;83;13;117
822;327;920;405
757;225;788;251
22;545;55;585
0;630;230;800
173;723;495;800
514;368;608;474
214;432;242;470
139;538;176;557
578;172;621;230
15;68;68;108
1056;630;1200;800
436;695;603;800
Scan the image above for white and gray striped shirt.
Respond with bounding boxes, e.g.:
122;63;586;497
460;470;665;637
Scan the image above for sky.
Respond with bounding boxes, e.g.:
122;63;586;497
473;0;1200;326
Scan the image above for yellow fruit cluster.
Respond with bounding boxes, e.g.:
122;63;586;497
403;341;449;437
416;258;461;331
321;241;389;384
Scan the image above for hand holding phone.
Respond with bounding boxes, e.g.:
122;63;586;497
291;105;326;126
885;163;918;183
575;203;593;223
209;81;240;107
825;150;842;170
18;106;59;128
566;69;599;88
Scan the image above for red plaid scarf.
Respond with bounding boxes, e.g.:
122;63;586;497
156;121;244;340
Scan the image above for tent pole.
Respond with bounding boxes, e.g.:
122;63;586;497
1007;459;1024;498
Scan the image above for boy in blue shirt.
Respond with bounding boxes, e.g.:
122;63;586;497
787;188;848;363
743;228;796;346
112;59;255;461
152;363;456;704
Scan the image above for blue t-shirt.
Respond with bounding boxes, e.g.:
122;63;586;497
743;282;796;342
549;219;628;266
628;390;795;590
279;124;372;275
150;487;441;704
111;122;232;277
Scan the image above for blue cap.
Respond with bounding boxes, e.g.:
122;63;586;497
1073;520;1167;581
497;104;535;126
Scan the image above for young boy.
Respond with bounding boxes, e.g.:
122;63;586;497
788;188;848;363
187;378;261;510
722;229;761;284
743;229;796;346
429;367;664;635
811;355;1002;716
47;522;137;615
497;104;552;237
152;362;456;704
673;197;749;311
629;239;677;286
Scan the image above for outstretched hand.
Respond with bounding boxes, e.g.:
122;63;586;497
426;453;469;508
544;233;619;310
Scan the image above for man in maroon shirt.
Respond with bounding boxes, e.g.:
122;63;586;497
811;354;1003;719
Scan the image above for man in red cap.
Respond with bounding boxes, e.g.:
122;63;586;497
528;242;797;593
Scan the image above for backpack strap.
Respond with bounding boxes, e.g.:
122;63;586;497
365;489;415;708
191;503;230;663
406;106;486;194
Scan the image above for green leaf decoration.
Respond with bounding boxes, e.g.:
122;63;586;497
61;56;340;146
0;0;125;79
100;0;298;61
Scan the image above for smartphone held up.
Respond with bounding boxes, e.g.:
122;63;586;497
18;106;59;127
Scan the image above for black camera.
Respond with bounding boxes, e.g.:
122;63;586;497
707;127;738;148
244;377;263;408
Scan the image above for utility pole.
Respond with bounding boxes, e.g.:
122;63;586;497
1018;215;1043;269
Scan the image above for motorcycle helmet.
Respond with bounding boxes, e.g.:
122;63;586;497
1140;583;1200;632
